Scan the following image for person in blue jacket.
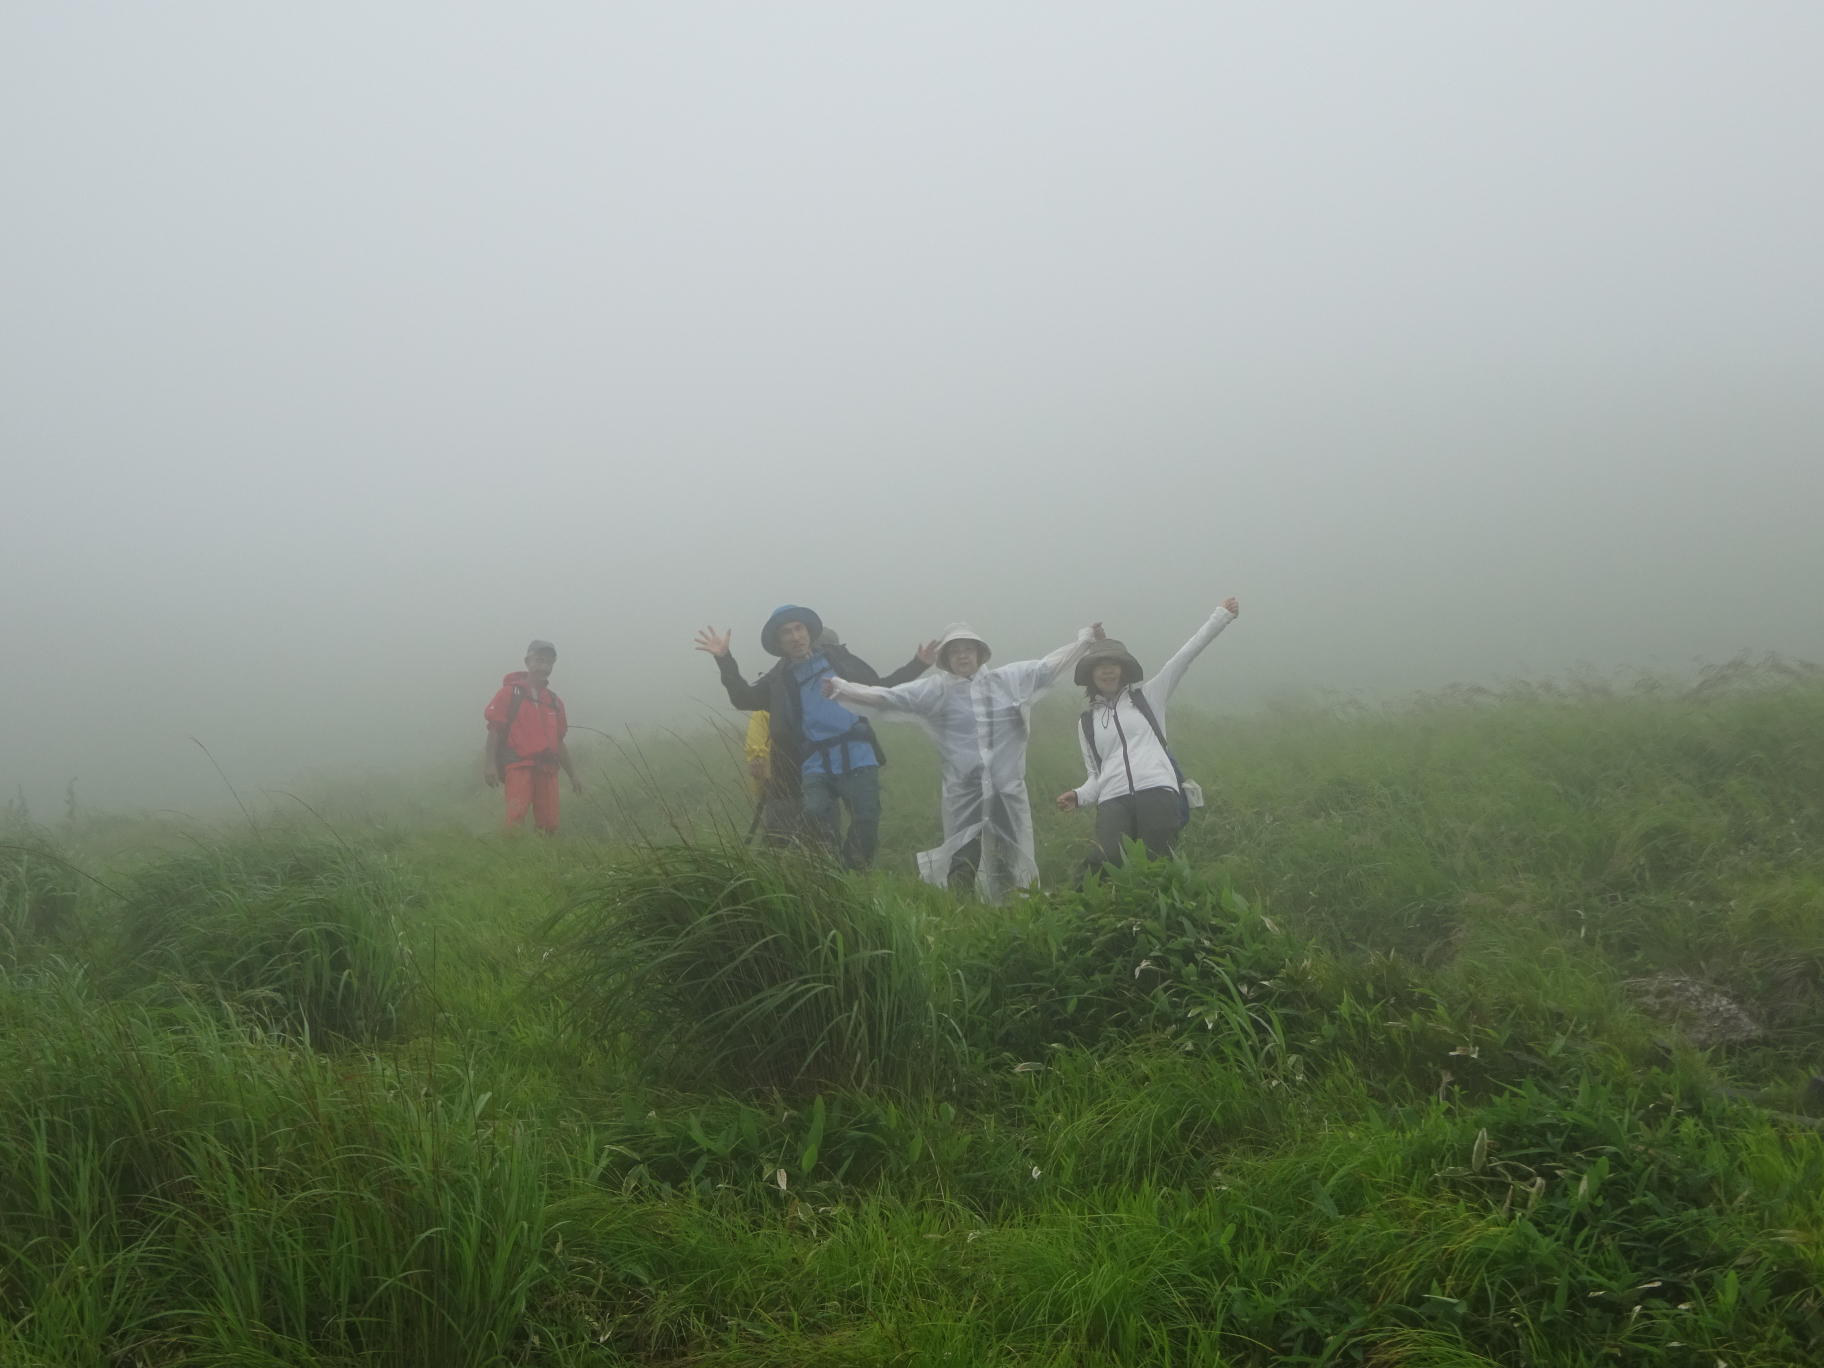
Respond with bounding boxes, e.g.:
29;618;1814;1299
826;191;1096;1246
695;605;929;867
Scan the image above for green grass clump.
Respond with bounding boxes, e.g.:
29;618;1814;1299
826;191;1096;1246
0;973;579;1368
0;825;84;965
111;835;413;1044
982;855;1310;1070
541;841;967;1095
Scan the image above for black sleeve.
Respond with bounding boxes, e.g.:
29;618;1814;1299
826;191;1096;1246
879;655;929;688
832;648;884;687
714;653;769;710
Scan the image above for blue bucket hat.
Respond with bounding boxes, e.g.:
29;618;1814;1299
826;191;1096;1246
760;604;824;656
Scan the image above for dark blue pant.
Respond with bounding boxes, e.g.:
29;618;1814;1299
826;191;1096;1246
800;765;882;870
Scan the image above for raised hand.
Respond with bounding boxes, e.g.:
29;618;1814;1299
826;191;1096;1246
693;626;733;657
1222;597;1239;617
1090;622;1106;640
916;639;939;666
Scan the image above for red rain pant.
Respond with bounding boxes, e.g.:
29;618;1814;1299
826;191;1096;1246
503;763;560;833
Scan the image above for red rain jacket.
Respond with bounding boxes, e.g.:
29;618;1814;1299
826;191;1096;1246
484;672;567;766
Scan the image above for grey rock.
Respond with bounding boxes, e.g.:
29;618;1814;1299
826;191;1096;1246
1622;973;1765;1050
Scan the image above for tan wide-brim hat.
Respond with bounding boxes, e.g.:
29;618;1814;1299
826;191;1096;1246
934;623;992;673
1074;639;1143;686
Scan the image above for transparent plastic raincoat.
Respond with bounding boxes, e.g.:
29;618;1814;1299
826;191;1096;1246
828;624;1097;902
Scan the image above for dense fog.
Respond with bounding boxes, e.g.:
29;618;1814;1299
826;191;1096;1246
5;3;1822;811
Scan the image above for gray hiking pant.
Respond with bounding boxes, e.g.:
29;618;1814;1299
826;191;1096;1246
1090;787;1183;870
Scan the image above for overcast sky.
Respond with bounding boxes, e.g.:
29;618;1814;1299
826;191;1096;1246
4;2;1821;811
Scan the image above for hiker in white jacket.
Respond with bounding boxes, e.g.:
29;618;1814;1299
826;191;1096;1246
1058;598;1240;868
825;621;1103;902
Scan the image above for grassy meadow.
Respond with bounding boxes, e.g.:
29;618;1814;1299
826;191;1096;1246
4;658;1824;1366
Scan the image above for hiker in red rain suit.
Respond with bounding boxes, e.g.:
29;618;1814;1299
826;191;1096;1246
483;639;583;833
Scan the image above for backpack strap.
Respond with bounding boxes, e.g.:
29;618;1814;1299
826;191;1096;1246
1129;689;1169;749
1082;687;1165;764
801;719;885;773
1131;689;1192;824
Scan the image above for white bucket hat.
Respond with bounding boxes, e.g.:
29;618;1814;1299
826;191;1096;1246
934;623;992;673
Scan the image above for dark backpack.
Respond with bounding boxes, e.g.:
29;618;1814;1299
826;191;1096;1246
1079;689;1191;827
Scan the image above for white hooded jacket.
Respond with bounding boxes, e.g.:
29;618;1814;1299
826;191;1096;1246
829;625;1098;902
1074;605;1234;806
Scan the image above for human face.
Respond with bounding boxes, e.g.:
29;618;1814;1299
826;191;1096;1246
525;651;556;684
775;619;815;661
944;641;982;678
1091;661;1125;696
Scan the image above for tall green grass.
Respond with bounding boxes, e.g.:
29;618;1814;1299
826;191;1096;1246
4;668;1822;1364
111;835;414;1044
541;842;966;1095
0;974;578;1367
0;824;84;966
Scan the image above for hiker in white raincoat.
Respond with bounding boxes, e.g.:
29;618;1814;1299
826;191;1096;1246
823;621;1103;902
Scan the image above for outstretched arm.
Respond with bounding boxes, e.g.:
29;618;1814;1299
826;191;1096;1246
1029;622;1105;691
991;623;1106;699
1148;598;1239;706
824;672;946;717
694;626;769;710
